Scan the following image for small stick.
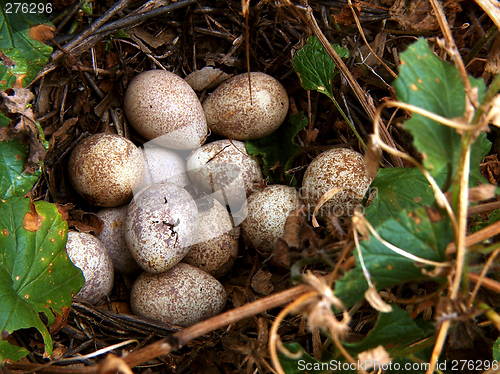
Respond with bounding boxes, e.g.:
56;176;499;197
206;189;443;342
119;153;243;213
51;0;133;61
468;247;500;307
5;282;312;373
346;0;397;79
474;0;500;37
94;0;198;34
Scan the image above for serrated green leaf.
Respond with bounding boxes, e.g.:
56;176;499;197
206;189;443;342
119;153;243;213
292;35;348;100
0;340;29;362
393;38;490;181
364;167;447;227
245;112;307;186
0;197;84;358
279;342;328;374
344;306;433;355
335;206;451;308
0;2;53;89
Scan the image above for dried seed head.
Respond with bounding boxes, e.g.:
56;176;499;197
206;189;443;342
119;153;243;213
365;285;392;313
358;345;392;369
301;272;350;338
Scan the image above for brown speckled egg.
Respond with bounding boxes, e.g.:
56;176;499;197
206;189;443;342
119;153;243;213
139;145;190;190
187;140;263;215
241;185;304;252
124;70;207;150
66;231;114;304
183;199;239;277
96;205;142;275
68;134;145;207
130;263;227;327
202;72;289;140
125;182;198;274
301;148;373;218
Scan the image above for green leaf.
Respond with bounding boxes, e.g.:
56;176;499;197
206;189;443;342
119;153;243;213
0;103;40;199
246;112;308;185
0;340;29;362
292;35;348;100
471;209;500;233
0;2;53;89
0;138;40;199
493;336;500;361
279;342;328;374
335;206;452;308
344;306;433;355
393;38;490;181
279;308;433;374
0;340;30;367
0;111;8;127
364;167;447;227
0;197;84;358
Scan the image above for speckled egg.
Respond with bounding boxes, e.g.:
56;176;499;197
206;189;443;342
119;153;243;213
96;205;142;274
187;140;263;217
241;185;304;252
66;231;114;304
183;199;239;277
124;70;207;150
68;134;145;207
202;72;289;140
139;145;190;190
301;148;373;218
125;182;199;273
130;263;227;327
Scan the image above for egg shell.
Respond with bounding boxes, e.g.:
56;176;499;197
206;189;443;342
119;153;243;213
139;146;190;189
183;199;239;276
124;70;207;150
187;140;263;217
66;231;114;304
241;185;304;252
202;72;289;140
125;182;199;273
96;205;142;274
301;148;373;218
130;263;227;327
68;134;145;207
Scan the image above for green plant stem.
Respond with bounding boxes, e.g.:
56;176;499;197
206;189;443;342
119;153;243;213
478;302;500;331
329;95;367;149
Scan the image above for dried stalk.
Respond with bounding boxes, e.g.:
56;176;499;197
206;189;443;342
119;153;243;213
51;0;133;61
5;282;311;373
301;4;404;167
446;219;500;254
346;0;397;79
468;248;500;307
426;0;474;371
474;0;500;32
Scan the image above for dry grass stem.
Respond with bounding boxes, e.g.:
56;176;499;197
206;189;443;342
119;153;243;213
468;248;500;307
301;3;403;167
371;105;459;234
346;0;397;79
